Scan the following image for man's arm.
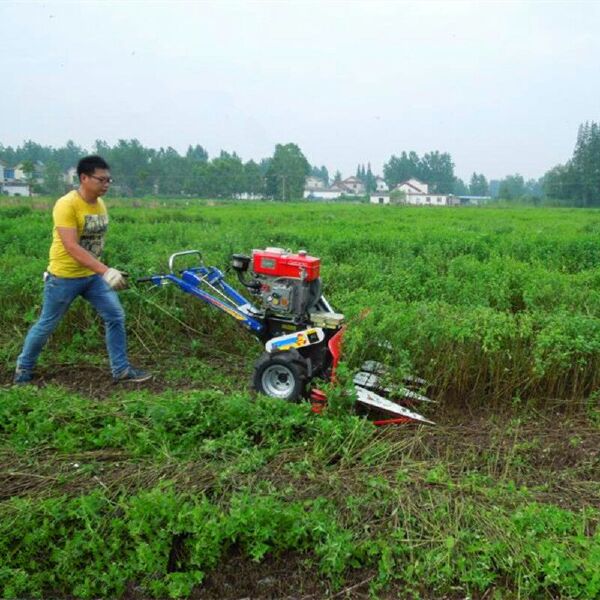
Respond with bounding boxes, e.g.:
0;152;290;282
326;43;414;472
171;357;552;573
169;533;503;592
57;227;108;274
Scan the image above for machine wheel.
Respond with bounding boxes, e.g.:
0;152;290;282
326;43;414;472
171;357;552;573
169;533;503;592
252;350;309;402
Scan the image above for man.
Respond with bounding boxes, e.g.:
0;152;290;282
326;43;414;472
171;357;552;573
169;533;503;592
14;155;151;385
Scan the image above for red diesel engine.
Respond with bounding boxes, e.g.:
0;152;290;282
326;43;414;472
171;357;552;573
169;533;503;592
231;248;322;317
252;248;320;281
252;248;321;316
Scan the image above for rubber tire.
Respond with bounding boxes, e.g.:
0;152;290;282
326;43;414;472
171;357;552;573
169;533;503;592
252;350;308;402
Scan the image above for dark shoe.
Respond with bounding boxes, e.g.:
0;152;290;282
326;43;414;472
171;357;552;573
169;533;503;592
13;368;34;385
114;366;152;383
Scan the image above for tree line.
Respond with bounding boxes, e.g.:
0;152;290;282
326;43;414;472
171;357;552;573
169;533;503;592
2;123;598;204
542;121;600;206
381;151;546;201
0;140;312;200
0;139;501;200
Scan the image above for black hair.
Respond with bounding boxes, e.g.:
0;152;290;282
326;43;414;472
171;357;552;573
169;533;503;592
77;155;110;179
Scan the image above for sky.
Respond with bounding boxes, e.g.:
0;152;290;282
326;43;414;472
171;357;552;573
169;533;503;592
1;0;599;182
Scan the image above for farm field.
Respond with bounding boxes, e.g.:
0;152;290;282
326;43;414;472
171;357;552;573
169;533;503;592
0;198;599;599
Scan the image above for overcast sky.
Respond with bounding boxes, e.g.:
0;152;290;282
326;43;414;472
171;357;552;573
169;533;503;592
1;0;599;181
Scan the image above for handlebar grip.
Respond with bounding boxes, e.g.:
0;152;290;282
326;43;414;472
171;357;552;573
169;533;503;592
168;250;203;273
136;276;156;283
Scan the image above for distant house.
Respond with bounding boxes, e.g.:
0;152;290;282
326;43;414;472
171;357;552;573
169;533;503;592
304;184;344;200
64;166;78;186
393;178;458;206
370;192;391;205
12;161;45;184
405;193;458;206
340;176;365;195
304;175;341;200
0;160;5;182
2;181;30;196
375;176;388;192
304;173;388;201
396;178;429;195
13;163;26;181
305;176;326;189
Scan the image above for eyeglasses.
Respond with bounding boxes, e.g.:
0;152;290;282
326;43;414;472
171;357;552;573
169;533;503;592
89;175;114;184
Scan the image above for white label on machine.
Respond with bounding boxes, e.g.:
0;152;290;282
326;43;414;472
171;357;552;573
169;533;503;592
265;327;325;353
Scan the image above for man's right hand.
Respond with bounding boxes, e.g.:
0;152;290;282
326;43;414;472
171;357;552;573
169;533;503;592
102;268;128;290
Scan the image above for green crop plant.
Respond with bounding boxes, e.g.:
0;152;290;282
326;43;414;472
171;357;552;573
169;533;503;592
4;199;600;405
1;198;599;598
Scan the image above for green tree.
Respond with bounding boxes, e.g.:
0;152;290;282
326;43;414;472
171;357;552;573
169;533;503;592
94;139;154;196
208;151;245;198
542;120;600;206
469;172;489;196
383;151;421;188
319;165;329;185
498;174;526;200
186;144;209;162
53;140;86;170
42;161;64;195
365;163;376;193
542;163;579;201
310;165;329;185
572;121;600;205
18;140;52;164
453;178;468;195
20;159;36;195
265;143;310;200
0;143;18;166
524;178;542;199
154;146;187;195
243;160;265;196
420;151;455;193
259;158;271;176
182;161;208;196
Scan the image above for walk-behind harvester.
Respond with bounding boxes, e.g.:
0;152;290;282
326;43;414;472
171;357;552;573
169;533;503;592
138;249;434;425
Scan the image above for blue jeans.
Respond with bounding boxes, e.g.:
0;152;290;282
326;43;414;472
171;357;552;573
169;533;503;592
17;273;129;377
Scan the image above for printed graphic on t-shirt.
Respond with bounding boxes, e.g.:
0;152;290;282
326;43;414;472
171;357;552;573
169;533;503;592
80;214;108;258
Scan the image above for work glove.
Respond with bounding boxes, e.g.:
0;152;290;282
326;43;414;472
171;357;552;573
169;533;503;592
102;268;128;291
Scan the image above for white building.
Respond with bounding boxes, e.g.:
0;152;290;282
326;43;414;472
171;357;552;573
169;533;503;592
64;166;78;186
305;176;326;189
2;182;30;196
304;185;343;200
375;176;388;192
340;176;365;195
396;178;429;195
393;179;457;206
370;192;391;205
13;163;26;181
402;193;458;206
12;162;45;184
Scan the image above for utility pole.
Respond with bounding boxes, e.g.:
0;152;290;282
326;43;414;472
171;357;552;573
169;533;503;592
280;174;286;201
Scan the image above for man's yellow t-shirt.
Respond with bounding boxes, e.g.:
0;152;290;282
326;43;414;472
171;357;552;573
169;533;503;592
48;190;109;277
